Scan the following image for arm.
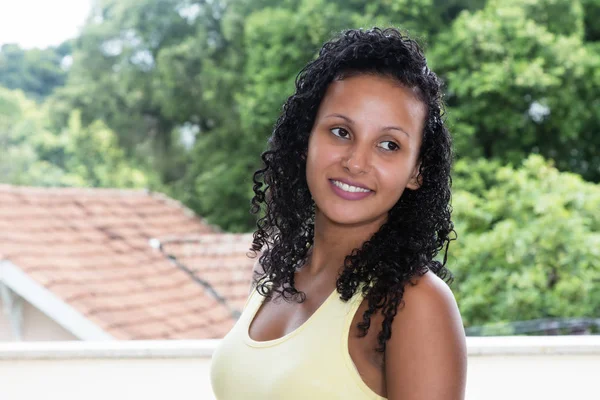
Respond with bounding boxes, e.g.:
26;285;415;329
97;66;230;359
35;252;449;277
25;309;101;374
385;272;467;400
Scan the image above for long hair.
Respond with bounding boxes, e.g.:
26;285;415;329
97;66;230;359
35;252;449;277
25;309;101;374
250;27;454;352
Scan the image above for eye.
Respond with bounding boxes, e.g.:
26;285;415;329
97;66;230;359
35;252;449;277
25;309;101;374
378;141;400;151
331;127;350;139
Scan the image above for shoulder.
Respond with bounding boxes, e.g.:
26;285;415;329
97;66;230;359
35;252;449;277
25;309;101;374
385;270;467;400
398;271;462;327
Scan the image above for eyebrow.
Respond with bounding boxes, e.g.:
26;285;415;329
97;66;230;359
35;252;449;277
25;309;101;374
324;113;411;138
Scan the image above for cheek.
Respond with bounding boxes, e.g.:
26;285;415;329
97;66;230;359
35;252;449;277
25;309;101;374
305;138;317;173
305;138;321;188
377;164;411;197
306;136;337;173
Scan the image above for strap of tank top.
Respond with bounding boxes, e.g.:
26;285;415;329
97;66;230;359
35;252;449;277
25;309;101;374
342;285;367;327
241;284;260;312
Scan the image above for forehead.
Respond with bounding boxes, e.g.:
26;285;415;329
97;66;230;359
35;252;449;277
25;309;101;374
315;74;427;136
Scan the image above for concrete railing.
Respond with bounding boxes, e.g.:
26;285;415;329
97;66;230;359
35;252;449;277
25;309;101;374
0;336;598;399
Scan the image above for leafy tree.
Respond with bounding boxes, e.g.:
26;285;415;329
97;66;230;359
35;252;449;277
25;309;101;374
582;0;600;41
47;0;227;183
0;87;158;189
450;155;600;328
45;0;495;230
0;43;71;102
35;0;600;232
0;87;66;185
429;0;600;181
60;111;159;188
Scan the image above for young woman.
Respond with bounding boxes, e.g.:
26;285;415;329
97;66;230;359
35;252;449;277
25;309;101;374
211;27;467;400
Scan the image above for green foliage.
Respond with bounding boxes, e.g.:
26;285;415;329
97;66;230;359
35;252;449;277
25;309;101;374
173;121;259;232
0;43;71;102
42;0;500;230
430;0;600;180
582;0;600;41
450;155;600;328
47;0;228;182
61;111;158;188
0;87;158;189
239;1;343;133
0;87;67;185
44;0;598;231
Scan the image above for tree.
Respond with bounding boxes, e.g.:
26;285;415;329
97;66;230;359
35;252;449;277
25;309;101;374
36;0;600;231
60;110;160;188
0;87;67;185
582;0;600;41
47;0;228;183
0;43;71;102
0;86;158;189
44;0;496;231
429;0;600;181
449;155;600;328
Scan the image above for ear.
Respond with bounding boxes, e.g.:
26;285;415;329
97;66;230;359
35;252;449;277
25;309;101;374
406;161;422;190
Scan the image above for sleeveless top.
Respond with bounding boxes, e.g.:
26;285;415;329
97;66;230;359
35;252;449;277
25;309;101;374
210;285;387;400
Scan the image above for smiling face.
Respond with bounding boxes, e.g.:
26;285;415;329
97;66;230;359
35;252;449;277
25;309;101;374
306;73;426;228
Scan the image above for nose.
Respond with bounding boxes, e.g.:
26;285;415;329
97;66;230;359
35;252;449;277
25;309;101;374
342;143;371;175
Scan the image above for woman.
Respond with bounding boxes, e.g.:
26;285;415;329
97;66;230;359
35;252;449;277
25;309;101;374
211;27;467;399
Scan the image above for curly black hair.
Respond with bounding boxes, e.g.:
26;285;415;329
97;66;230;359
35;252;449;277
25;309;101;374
250;27;454;353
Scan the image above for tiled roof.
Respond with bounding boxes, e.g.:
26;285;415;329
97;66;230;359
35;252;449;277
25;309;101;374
158;233;256;313
0;184;253;340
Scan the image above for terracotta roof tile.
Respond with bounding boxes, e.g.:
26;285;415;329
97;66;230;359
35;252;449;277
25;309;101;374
0;184;240;340
159;233;256;312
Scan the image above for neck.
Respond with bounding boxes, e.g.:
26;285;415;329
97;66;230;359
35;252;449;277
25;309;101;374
304;210;386;278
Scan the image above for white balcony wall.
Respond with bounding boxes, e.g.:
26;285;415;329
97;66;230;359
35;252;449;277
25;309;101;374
0;336;598;400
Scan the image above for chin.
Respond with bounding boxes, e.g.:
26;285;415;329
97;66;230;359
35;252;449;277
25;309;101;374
329;214;367;226
319;207;386;227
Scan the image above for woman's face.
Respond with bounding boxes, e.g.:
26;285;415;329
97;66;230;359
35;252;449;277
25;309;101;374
306;73;425;228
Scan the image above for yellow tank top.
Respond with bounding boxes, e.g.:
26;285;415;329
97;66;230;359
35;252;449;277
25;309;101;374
210;286;386;400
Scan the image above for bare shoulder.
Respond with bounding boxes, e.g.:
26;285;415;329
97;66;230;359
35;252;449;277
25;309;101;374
401;271;462;323
385;271;467;400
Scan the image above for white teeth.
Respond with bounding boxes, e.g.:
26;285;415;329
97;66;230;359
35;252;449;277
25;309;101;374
331;180;371;193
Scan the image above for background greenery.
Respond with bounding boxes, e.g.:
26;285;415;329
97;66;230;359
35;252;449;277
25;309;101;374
1;0;598;332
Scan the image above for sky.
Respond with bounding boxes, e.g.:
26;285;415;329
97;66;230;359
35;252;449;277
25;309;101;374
0;0;92;49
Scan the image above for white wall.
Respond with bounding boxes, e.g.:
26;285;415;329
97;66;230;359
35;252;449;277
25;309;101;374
466;336;599;399
0;337;598;400
0;296;78;341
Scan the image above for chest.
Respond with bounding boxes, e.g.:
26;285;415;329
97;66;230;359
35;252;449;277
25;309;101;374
248;291;387;398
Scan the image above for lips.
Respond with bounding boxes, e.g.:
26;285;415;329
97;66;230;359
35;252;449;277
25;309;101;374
329;177;373;192
328;179;374;201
